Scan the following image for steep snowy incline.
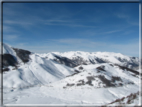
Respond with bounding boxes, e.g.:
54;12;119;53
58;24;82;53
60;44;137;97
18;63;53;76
47;63;140;89
2;43;140;88
0;43;22;67
41;51;140;70
3;53;75;88
0;43;16;55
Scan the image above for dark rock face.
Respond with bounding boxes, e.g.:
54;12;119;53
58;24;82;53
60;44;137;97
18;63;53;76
98;75;116;87
72;57;106;65
53;54;77;67
115;64;141;76
0;48;31;73
2;68;10;72
95;58;106;63
71;56;88;65
74;70;80;73
52;53;140;71
117;57;140;70
53;55;107;68
96;66;106;71
77;80;85;86
86;76;95;86
103;91;139;106
12;48;31;63
111;76;122;82
66;72;79;77
79;66;83;70
66;83;75;87
1;54;18;68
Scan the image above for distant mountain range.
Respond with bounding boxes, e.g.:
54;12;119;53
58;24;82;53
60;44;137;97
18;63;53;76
1;42;141;105
0;42;141;89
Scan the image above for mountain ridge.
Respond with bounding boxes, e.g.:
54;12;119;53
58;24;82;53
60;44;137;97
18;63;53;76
1;43;141;106
1;43;141;88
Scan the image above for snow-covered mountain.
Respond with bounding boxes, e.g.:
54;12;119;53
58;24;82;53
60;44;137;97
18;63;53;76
50;63;140;89
1;43;75;88
37;51;140;70
1;42;141;88
1;43;141;106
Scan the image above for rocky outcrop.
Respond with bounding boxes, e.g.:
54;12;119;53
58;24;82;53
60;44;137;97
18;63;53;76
0;54;18;72
12;48;31;63
53;54;77;67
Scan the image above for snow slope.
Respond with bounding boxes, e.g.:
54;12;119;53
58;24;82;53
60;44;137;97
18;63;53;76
0;43;22;64
2;43;140;89
37;51;140;70
46;63;140;89
1;43;141;106
3;54;75;88
53;51;138;64
3;84;140;105
0;43;15;55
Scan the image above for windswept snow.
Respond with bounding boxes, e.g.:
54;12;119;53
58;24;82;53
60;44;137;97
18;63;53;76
46;63;140;89
2;43;141;106
3;84;140;105
37;51;140;70
0;43;22;63
0;43;15;55
3;54;75;88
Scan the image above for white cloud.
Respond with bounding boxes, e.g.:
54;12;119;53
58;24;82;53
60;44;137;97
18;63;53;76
52;39;86;44
4;35;19;41
104;30;122;34
11;38;139;57
108;42;139;57
114;12;138;26
4;20;33;26
115;13;129;19
45;21;95;28
49;38;139;56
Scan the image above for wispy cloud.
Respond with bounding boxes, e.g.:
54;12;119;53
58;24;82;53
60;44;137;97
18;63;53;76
108;42;139;57
2;3;139;57
51;38;85;44
4;35;19;41
3;25;20;33
114;9;139;26
115;13;129;19
49;38;99;46
104;30;122;34
4;20;33;26
79;28;124;38
44;38;139;56
10;38;139;56
43;18;95;28
44;19;73;23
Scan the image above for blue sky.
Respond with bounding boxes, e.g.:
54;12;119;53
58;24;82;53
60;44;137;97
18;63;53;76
3;3;139;56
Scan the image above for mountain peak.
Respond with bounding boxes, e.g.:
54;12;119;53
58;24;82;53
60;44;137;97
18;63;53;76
0;42;15;55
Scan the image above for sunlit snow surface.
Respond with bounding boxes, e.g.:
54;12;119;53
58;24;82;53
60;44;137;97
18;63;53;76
3;54;75;88
3;57;141;106
2;44;141;106
3;84;140;105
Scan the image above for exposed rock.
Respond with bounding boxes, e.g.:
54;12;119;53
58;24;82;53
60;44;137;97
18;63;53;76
111;76;122;82
1;54;18;68
98;75;115;87
115;64;141;76
12;48;31;63
66;83;75;87
96;66;106;71
2;67;9;72
86;76;95;86
53;54;77;67
74;70;80;73
79;66;83;70
104;91;140;106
